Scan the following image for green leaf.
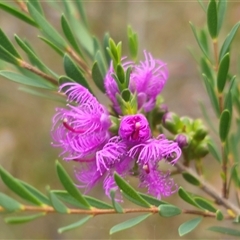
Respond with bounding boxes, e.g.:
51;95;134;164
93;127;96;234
63;54;91;90
49;190;69;214
58;216;92;233
219;109;231;142
0;70;53;89
61;15;83;57
216;210;224;221
0;166;43;206
103;33;111;66
199;29;209;56
219;22;240;61
110;190;123;213
138;193;167;207
197;0;207;12
92;62;105;92
0;46;20;65
200;58;213;83
217;53;230;93
217;0;227;34
182;172;201;186
178;187;200;208
159;204;182;217
74;0;88;28
178;217;203;236
114;173;151;208
194;197;217;212
110;214;152;235
224;75;235;115
207;0;218;39
5;213;45;224
0;28;21;58
202;74;220;116
0;3;37;27
39;36;65;57
189;22;209;60
208;226;240;236
95;50;107;78
59;75;75;88
19;180;50;206
29;0;44;16
0;193;23;212
27;3;67;49
56;161;91;209
207;139;221;163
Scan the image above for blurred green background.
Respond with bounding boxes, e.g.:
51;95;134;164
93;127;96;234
0;1;240;239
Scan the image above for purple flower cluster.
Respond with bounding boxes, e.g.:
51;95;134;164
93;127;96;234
52;51;181;200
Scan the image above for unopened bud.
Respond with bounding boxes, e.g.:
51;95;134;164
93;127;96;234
194;141;209;158
162;112;181;134
175;134;189;148
193;126;208;141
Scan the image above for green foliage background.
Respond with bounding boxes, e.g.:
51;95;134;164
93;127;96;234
0;1;239;239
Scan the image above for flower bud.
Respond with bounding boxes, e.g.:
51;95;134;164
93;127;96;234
175;133;190;148
193;126;208;141
194;141;209;158
162;112;181;134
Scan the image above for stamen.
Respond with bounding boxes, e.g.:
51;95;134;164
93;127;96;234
63;118;85;133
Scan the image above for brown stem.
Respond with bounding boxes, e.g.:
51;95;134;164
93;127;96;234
19;60;58;86
15;0;28;13
213;39;218;71
175;161;240;216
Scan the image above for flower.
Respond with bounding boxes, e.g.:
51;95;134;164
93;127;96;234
51;83;111;161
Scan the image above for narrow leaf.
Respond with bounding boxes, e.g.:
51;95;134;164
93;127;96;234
217;53;230;93
139;193;167;207
178;217;203;236
219;109;231;142
92;61;105;92
49;190;69;213
159;204;182;217
58;216;92;233
56;161;91;209
194;197;217;212
207;0;218;39
178;187;200;208
207;139;221;163
216;210;224;221
208;226;240;236
5;213;45;224
0;70;53;89
28;0;44;16
219;22;240;61
110;190;123;213
0;166;43;206
74;0;88;28
217;0;227;34
110;214;151;235
0;193;23;212
95;50;107;78
114;173;151;208
182;172;201;186
84;196;113;209
200;58;213;83
0;3;37;27
63;54;91;90
0;46;20;65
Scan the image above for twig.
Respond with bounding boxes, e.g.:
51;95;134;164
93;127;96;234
175;161;240;216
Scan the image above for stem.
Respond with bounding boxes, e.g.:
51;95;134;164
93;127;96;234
213;39;218;71
0;205;234;219
19;60;58;86
175;161;240;216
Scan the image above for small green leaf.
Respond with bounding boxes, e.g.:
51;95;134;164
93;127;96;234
58;216;92;233
219;22;240;61
208;226;240;236
74;0;88;28
29;0;44;16
114;173;151;208
178;217;203;236
199;29;209;56
84;196;113;209
0;166;43;206
224;75;235;115
138;193;167;207
0;70;53;89
216;210;224;221
207;0;218;39
5;213;45;224
217;0;227;34
200;58;213;83
219;109;231;142
56;161;91;209
27;3;66;49
194;197;217;212
110;214;151;235
159;204;182;217
0;28;21;58
0;46;20;65
92;61;105;92
202;74;220;116
0;193;23;212
207;139;221;163
121;89;131;102
178;187;200;208
63;54;91;91
49;190;69;214
95;50;107;78
61;15;83;57
182;172;201;186
217;53;230;93
110;190;123;213
189;22;209;60
0;3;37;27
103;33;111;66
